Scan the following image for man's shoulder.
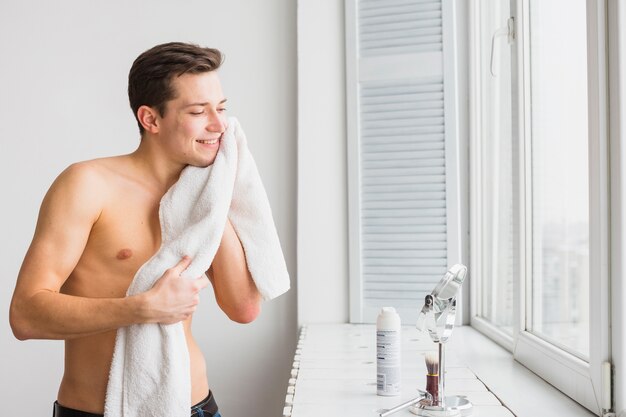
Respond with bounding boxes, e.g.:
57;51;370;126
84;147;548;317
37;158;125;226
58;156;127;186
49;156;130;203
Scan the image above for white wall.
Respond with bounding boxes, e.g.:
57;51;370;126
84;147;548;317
297;0;349;324
0;1;297;416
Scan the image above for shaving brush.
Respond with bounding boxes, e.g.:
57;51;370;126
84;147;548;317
424;352;439;404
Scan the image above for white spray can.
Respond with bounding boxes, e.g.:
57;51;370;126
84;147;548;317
376;306;401;396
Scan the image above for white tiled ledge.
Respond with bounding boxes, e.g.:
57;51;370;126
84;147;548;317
283;324;595;417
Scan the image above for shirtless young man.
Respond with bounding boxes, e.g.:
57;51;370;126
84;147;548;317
9;42;261;417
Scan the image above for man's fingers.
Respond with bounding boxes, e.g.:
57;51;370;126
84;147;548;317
171;256;192;274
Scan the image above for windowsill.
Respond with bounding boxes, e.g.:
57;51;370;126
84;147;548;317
286;324;595;417
447;326;595;417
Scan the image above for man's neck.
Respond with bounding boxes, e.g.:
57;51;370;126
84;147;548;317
129;140;186;194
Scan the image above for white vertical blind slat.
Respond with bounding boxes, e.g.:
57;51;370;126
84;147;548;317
358;0;442;58
360;67;448;311
348;0;456;323
358;0;447;314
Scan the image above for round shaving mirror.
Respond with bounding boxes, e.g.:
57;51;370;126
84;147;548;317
416;264;467;343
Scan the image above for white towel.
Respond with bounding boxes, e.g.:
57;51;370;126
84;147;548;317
104;117;290;417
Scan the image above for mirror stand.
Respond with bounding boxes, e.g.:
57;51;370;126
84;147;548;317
379;264;473;417
410;264;473;417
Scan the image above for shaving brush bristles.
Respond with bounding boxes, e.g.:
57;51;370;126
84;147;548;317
425;352;439;375
424;352;439;404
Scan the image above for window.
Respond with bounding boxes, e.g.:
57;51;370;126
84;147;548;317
470;0;610;413
527;0;590;359
471;0;516;340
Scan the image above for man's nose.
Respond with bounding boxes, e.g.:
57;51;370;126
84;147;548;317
206;113;225;133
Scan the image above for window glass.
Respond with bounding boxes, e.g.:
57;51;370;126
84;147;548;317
528;0;589;359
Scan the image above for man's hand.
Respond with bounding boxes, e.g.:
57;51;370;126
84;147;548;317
141;256;210;324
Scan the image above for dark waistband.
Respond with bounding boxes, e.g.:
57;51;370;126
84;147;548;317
191;391;219;416
53;391;218;417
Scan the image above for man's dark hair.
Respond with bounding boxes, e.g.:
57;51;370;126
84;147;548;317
128;42;223;135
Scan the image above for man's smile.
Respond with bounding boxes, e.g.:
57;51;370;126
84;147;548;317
195;138;219;145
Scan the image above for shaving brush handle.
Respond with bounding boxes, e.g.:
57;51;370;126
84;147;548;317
426;374;439;404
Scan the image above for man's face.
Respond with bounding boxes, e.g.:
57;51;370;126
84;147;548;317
155;71;227;167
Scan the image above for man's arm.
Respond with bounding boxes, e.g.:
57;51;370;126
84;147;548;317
9;163;207;340
208;219;262;323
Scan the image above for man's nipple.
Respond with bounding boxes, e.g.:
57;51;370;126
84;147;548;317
116;248;133;260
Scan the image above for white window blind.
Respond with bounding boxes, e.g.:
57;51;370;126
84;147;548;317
346;0;463;323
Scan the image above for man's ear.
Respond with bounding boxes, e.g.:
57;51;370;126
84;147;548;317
137;105;160;134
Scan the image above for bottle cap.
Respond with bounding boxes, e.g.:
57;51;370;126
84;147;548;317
377;306;401;327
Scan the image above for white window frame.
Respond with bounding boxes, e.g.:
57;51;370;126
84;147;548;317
607;2;626;413
469;0;612;414
467;0;518;353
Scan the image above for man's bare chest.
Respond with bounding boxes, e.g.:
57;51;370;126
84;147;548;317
67;191;165;296
95;198;161;263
